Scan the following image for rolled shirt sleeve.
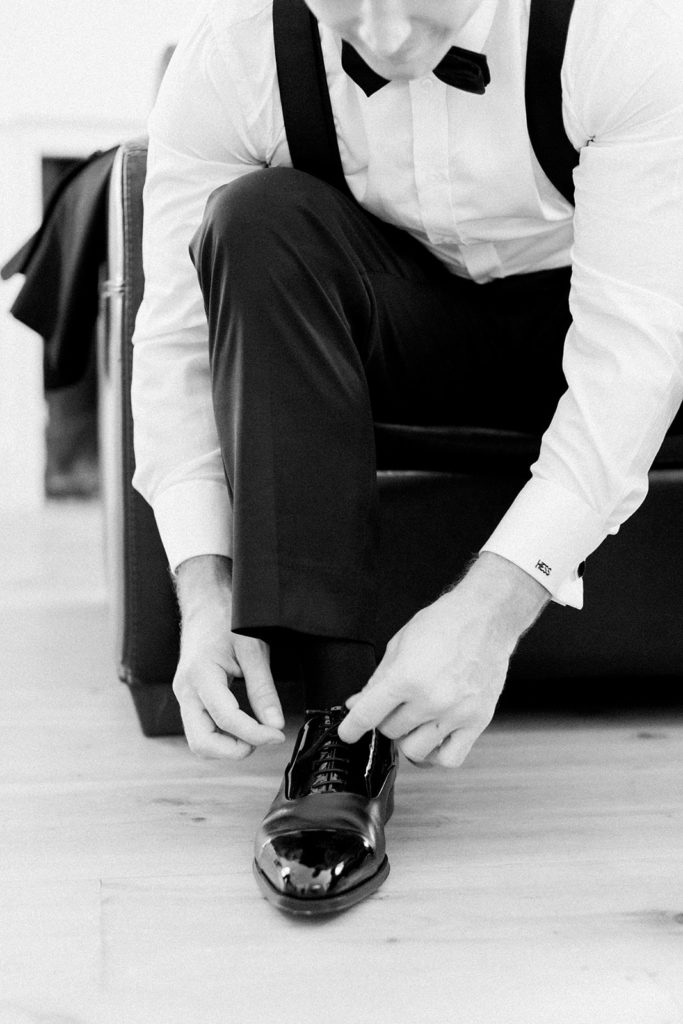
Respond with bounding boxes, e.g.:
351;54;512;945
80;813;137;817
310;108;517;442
482;0;683;608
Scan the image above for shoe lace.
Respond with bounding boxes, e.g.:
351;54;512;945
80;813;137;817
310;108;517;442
296;716;353;794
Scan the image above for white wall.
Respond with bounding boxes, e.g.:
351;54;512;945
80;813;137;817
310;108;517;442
0;0;205;510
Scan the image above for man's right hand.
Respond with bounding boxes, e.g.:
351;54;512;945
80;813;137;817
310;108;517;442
172;555;286;759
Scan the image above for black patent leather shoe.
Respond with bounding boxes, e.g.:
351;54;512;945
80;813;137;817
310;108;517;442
253;706;397;916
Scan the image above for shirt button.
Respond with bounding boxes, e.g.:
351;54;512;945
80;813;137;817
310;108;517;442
420;77;433;89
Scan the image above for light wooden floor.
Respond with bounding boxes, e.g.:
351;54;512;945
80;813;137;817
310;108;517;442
0;501;682;1024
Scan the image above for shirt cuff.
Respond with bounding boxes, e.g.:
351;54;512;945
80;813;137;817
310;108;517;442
480;477;608;610
152;479;233;573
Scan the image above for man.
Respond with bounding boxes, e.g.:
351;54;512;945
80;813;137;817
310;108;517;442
132;0;683;914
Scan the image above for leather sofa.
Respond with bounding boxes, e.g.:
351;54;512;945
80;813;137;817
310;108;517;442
99;138;683;737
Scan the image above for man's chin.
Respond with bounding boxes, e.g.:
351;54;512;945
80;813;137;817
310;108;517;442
363;57;436;81
353;46;442;82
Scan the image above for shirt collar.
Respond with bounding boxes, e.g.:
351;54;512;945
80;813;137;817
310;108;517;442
453;0;499;53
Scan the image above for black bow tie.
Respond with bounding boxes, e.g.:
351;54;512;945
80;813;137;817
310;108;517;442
341;40;491;98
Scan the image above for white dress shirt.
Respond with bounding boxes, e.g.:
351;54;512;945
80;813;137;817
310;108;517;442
131;0;683;609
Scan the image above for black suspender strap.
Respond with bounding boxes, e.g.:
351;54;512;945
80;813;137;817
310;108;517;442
272;0;353;198
273;0;579;207
525;0;579;205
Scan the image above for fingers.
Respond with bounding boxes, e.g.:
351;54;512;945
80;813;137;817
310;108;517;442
399;723;481;768
427;727;480;768
175;656;285;759
237;638;285;730
337;673;401;743
398;719;444;763
179;695;255;760
376;702;426;740
199;670;285;746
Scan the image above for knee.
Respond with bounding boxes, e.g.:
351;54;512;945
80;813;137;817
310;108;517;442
195;167;343;254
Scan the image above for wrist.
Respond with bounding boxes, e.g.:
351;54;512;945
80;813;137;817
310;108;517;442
459;552;550;638
175;554;233;624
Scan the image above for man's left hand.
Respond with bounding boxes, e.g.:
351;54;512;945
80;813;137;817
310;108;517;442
337;553;550;767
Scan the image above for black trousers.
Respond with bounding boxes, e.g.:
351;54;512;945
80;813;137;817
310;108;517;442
190;168;572;645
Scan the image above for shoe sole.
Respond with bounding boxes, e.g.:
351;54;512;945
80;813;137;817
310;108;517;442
252;855;390;916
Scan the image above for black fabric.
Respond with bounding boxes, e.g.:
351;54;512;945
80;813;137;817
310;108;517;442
526;0;579;205
298;637;377;709
1;154;99;279
341;40;491;97
1;147;118;388
190;167;572;645
273;0;352;198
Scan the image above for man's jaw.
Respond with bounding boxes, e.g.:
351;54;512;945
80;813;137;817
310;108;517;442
348;41;452;81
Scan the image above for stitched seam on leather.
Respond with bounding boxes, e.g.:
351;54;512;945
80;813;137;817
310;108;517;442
121;146;140;670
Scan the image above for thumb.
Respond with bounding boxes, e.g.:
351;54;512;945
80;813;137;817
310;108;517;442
241;645;285;730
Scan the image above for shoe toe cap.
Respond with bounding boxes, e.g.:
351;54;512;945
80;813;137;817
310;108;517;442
258;829;376;899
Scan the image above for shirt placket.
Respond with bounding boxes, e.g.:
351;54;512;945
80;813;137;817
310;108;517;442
410;77;460;247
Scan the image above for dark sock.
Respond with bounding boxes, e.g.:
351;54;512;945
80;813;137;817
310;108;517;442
298;636;377;711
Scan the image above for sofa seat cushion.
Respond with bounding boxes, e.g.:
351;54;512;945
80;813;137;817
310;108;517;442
375;423;683;475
